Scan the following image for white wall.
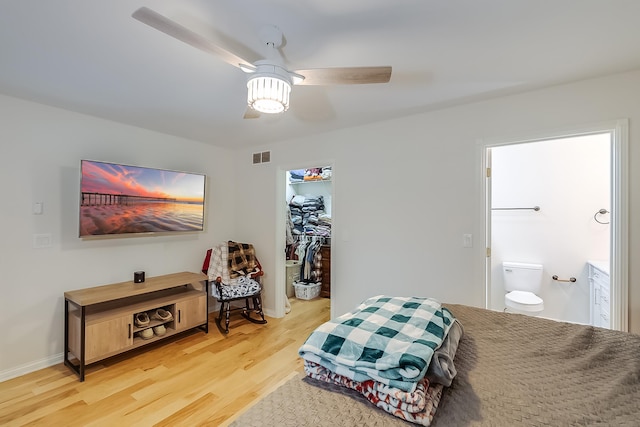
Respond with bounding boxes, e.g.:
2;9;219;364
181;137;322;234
0;94;236;379
2;68;640;381
231;69;640;334
490;135;611;323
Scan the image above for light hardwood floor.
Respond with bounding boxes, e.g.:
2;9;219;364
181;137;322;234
0;297;330;426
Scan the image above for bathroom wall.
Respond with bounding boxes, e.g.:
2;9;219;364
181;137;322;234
490;133;611;323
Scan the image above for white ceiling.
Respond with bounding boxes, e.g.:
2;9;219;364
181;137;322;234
2;0;640;150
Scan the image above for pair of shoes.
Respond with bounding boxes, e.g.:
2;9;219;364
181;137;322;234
136;328;153;340
153;325;166;336
152;308;173;322
135;312;150;327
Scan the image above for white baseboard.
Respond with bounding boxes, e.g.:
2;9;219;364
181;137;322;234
0;353;63;383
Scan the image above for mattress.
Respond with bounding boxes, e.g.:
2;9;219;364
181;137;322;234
231;303;640;426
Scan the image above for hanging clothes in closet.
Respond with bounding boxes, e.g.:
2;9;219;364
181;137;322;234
286;236;323;283
286;240;332;298
301;238;323;284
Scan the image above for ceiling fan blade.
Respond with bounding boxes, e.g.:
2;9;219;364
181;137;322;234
243;107;261;119
132;7;256;71
292;66;392;86
290;86;336;123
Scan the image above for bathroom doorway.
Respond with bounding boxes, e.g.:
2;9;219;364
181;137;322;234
479;120;628;331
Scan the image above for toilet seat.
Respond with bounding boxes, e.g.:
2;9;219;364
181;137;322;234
505;290;544;313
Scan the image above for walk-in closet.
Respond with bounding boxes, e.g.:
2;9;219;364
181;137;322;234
285;166;332;304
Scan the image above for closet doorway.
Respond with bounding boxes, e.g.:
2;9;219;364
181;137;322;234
284;166;332;313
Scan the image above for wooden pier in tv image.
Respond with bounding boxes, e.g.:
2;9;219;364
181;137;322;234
81;192;177;206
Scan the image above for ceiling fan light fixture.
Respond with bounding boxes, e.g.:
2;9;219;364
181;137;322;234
132;8;392;118
247;64;292;114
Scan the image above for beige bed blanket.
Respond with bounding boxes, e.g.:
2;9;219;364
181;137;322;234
232;304;640;426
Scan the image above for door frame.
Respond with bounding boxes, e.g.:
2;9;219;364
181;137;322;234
477;119;628;331
275;162;335;318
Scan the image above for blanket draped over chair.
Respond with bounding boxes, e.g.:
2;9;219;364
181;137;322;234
298;295;462;425
227;241;258;278
205;241;266;334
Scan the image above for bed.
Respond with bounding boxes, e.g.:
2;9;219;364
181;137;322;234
230;299;640;426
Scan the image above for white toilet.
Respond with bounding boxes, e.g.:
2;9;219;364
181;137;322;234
503;261;544;314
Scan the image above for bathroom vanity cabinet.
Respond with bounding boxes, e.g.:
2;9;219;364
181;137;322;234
588;261;610;328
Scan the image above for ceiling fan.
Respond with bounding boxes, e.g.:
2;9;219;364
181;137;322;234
131;7;392;118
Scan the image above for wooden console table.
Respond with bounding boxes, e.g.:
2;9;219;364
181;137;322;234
64;271;208;381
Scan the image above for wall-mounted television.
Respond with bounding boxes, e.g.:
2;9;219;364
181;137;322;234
79;160;206;237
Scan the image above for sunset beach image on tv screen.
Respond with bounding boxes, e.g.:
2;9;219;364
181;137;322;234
79;160;206;237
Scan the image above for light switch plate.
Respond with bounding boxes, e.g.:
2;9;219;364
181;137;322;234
33;233;52;248
463;234;473;248
33;202;43;215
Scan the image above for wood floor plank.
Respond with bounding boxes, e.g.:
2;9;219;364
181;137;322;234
0;297;329;426
0;387;82;426
152;392;218;427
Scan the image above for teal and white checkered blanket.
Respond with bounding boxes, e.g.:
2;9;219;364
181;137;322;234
299;295;455;393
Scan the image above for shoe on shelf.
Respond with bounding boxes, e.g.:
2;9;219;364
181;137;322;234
134;312;150;327
153;325;166;336
137;328;153;340
151;308;173;322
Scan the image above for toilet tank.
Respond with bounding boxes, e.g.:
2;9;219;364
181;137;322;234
502;262;543;293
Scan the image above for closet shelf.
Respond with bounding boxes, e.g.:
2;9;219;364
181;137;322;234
288;179;331;185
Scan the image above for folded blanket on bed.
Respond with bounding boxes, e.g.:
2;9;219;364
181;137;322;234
304;360;429;413
304;360;443;426
425;319;463;386
299;295;455;393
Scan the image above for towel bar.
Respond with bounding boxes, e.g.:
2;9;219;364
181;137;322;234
552;275;576;283
492;206;540;211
